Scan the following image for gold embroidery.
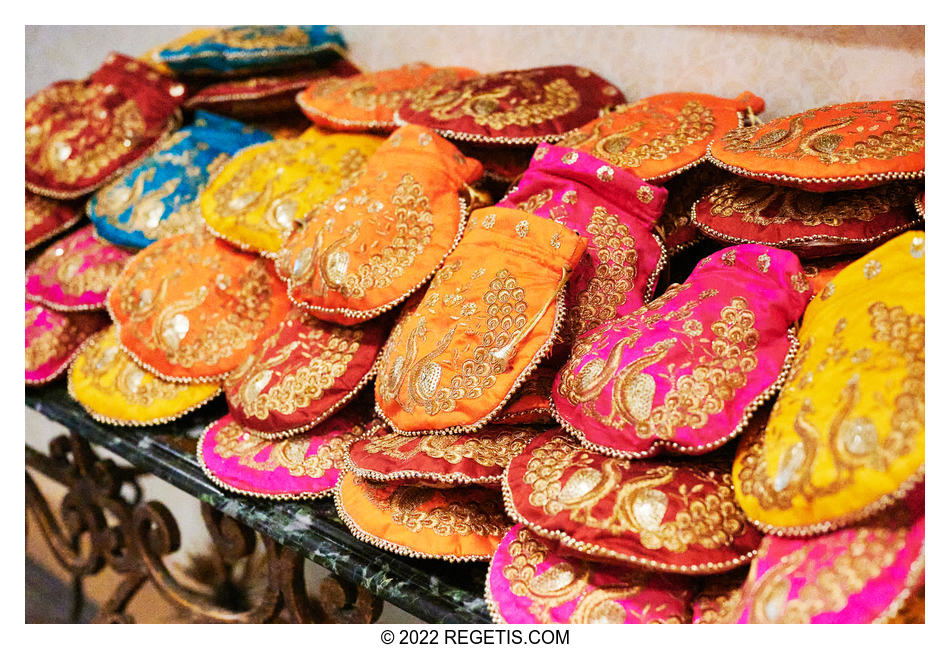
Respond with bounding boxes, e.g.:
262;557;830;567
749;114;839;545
213;420;359;479
26;307;83;371
737;302;923;509
362;427;536;467
559;100;716;168
364;482;509;537
515;189;553;214
28;233;127;299
204;25;311;50
567;205;641;338
26;81;152;185
83;337;180;404
409;71;580;130
502;527;689;623
706;178;919;227
523;434;749;552
225;320;364;421
719;100;924;165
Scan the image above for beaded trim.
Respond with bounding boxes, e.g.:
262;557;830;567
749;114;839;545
25;212;84;252
873;540;925;624
499;463;757;575
393;109;582;146
556;327;799;460
374;285;568;437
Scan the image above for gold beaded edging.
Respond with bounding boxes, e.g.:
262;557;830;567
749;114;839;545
195;421;338;500
26;111;184;200
285;196;471;323
230;350;383;441
690;199;925;251
184;79;316;108
483;542;509;624
64;330;222;427
331;471;497;562
873;541;925;624
499;463;757;575
704;142;926;190
642;233;669;302
374;285;568;437
556;327;799;460
914;192;925;219
393;109;582;146
745;466;925;538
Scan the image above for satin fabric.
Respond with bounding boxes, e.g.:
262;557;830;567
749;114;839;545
25;191;82;251
25;300;108;384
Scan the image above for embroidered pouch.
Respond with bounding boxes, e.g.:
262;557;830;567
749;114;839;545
198;411;367;499
503;430;762;574
497;143;668;340
201;129;384;256
277;125;484;324
68;326;220;425
552;244;811;458
141;28;219;76
107;230;292;383
374;208;586;435
708;100;925;192
183;58;361;118
395;66;625;145
334;472;511;560
88;112;272;249
297;63;479;132
728;513;924;623
733;231;925;535
346;424;540;486
154;26;347;77
493;361;557;425
654;164;733;255
558;92;765;182
26;300;108;385
691;570;748;623
26;53;186;199
486;524;695;624
223;307;387;438
26;224;133;311
26;192;82;251
692;177;923;258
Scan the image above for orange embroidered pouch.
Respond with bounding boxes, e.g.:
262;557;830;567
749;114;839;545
297;64;479;132
223;307;388;438
395;66;625;146
708;100;925;192
26;191;82;251
345;424;540;487
277;125;485;324
26;53;185;199
503;429;762;574
107;230;292;383
558;91;765;182
334;472;511;561
692;177;923;257
374;208;586;435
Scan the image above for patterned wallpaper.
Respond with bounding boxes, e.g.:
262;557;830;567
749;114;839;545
26;25;923;121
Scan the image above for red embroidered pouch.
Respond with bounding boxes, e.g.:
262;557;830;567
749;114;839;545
493;361;557;425
26;224;133;311
654;164;733;255
692;177;922;257
223;307;387;438
708;100;925;192
552;244;811;458
395;66;625;145
346;424;540;486
25;191;83;251
503;430;762;574
26;53;185;199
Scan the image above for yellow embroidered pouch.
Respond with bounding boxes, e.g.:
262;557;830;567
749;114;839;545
276;125;485;324
200;129;384;256
334;472;511;561
733;231;924;535
68;326;220;426
374;208;586;435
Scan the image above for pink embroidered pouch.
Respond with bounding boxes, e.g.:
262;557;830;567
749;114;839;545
552;244;812;458
497;144;668;340
197;411;368;499
486;524;695;624
26;300;108;384
26;224;133;311
729;509;924;623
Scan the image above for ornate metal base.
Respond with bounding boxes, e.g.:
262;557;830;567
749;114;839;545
26;431;383;624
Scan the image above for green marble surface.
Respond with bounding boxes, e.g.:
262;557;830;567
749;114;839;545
26;382;492;624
